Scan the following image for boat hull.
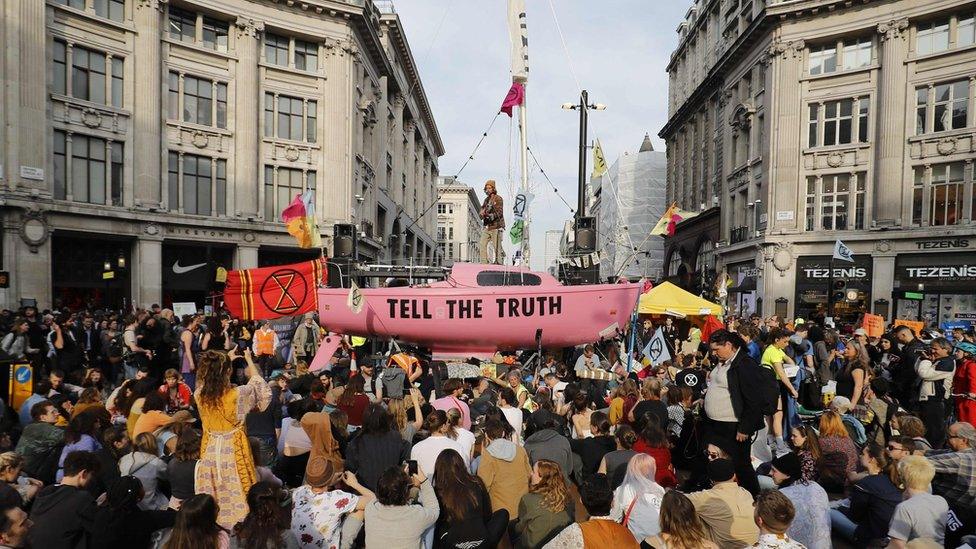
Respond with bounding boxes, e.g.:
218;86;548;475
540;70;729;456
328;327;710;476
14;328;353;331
317;282;639;356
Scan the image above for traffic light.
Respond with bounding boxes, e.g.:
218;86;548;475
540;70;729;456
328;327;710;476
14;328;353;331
832;280;846;302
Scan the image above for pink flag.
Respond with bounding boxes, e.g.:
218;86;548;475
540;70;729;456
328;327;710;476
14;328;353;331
309;332;344;373
500;82;525;117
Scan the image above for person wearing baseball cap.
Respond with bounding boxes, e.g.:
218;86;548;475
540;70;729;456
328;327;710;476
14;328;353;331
686;458;760;547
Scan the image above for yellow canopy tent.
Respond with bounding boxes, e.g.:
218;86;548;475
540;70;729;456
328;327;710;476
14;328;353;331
637;281;723;316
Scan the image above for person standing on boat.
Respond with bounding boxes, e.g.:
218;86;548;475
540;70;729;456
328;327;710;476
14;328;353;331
479;179;505;264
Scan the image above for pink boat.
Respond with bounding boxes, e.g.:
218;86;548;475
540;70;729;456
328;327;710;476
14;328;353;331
318;263;640;357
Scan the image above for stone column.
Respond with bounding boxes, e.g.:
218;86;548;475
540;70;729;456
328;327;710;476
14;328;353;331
132;0;165;207
7;0;47;192
871;251;896;319
874;18;910;226
233;17;264;219
236;244;259;270
765;39;805;233
134;236;162;308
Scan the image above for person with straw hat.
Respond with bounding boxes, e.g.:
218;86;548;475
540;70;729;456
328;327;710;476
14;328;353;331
291;455;372;549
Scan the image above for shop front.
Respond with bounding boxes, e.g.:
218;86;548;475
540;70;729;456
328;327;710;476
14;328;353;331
727;262;761;317
51;232;132;311
893;252;976;326
794;255;872;326
161;241;234;310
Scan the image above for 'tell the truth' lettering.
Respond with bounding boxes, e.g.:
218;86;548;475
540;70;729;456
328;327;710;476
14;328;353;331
495;296;562;318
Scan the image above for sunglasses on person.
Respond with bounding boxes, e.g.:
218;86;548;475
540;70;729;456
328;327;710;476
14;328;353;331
886;444;904;452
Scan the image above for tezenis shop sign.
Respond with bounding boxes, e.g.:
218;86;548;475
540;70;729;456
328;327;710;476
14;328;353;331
896;253;976;288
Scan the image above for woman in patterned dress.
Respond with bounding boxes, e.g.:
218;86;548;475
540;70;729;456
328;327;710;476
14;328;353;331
194;348;271;529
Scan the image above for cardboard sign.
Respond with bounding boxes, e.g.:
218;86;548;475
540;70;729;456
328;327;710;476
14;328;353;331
862;313;885;338
894;319;925;336
172;302;197;318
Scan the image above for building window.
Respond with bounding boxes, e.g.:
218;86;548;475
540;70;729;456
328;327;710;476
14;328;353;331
667;251;682;277
264;166;316;220
169;73;227;128
808;36;874;76
294;39;318;71
913;163;966;226
808;43;837;75
264;34;318;72
696;240;715;273
264;34;289;67
56;131;122;205
53;0;124;22
807;98;869;147
168;8;228;52
805;172;865;231
54;41;124;108
168;152;226;216
916;80;971;135
961;15;976;47
265;94;316;142
917;19;950;55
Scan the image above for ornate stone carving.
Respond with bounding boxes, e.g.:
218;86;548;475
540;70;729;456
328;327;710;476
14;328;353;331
875;240;892;253
404;120;417;134
877;18;909;42
137;0;168;10
19;211;49;253
826;151;844;167
144;223;160;236
191;131;209;149
284;146;300;162
391;94;406;110
728;102;755;131
243;231;256;243
81;108;102;128
234;16;265;39
767;39;805;60
937;137;958;156
770;243;793;273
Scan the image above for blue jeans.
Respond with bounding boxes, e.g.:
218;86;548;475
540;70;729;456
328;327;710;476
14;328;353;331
830;508;857;541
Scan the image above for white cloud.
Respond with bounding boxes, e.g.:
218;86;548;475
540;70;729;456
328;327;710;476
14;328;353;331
392;0;685;270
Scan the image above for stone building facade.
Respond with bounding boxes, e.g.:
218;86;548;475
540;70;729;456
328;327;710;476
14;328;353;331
662;0;976;327
435;176;482;264
0;0;442;310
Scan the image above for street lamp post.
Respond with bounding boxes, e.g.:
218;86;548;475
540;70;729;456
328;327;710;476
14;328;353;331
561;90;606;219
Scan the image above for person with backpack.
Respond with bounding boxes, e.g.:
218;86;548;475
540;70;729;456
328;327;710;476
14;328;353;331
704;330;774;497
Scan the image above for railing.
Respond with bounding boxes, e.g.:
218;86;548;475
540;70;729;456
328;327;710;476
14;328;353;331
730;225;749;244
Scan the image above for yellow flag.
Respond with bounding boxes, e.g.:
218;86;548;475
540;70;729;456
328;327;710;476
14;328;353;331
592;139;607;179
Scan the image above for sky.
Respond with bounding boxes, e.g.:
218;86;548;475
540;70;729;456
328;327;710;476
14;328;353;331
392;0;687;270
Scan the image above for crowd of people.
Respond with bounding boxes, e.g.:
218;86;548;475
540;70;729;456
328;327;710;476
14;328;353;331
0;303;972;548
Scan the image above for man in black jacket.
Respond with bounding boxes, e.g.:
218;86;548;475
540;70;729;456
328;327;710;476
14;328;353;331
704;329;768;496
29;451;99;549
894;325;926;409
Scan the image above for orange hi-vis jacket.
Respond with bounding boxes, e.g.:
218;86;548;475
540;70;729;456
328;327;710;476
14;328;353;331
254;329;277;356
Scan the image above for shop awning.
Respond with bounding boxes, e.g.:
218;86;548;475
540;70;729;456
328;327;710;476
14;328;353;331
728;276;757;293
638;281;723;316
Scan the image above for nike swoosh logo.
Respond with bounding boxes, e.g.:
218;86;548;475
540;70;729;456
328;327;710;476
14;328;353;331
172;260;208;275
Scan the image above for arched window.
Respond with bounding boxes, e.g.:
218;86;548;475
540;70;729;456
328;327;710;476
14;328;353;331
668;250;682;277
696;239;715;272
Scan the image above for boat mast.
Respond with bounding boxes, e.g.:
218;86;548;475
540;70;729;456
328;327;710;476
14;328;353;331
509;0;530;266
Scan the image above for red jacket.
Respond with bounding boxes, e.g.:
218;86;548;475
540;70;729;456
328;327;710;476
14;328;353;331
159;382;192;410
954;357;976;424
633;439;677;487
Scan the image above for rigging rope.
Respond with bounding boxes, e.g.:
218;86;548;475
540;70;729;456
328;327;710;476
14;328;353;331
546;0;583;94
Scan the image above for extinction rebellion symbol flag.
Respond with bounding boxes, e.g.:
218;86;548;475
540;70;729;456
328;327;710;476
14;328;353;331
641;327;672;367
224;258;325;321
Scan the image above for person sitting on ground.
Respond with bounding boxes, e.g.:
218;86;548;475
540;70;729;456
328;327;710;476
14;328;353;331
158;369;192;412
642;490;718;549
231;481;300;548
788;425;821;482
514;460;574;549
829;442;901;545
887;455;949;548
0;453;41;506
118;432;168;510
524;413;574;483
830;396;866;447
686;458;760;547
28;451;99;549
893;414;932;453
543;473;638;548
14;400;64;484
0;502;32;549
364;464;439;548
609;379;640;426
570;411;616;479
90;475;176;549
411;410;467;477
768;452;829;549
477;419;531;521
345;403;411;491
159;493;229;549
167;429;200;509
925;421;976;514
431;378;472;430
628;378;669;434
433;449;509;549
56;411;102;482
598;424;639;488
632;413;677;487
750;489;805;549
611;453;665;542
291;456;372;549
816;410;858;493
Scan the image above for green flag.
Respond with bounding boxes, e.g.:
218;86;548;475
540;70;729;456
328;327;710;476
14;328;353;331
509;220;524;244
